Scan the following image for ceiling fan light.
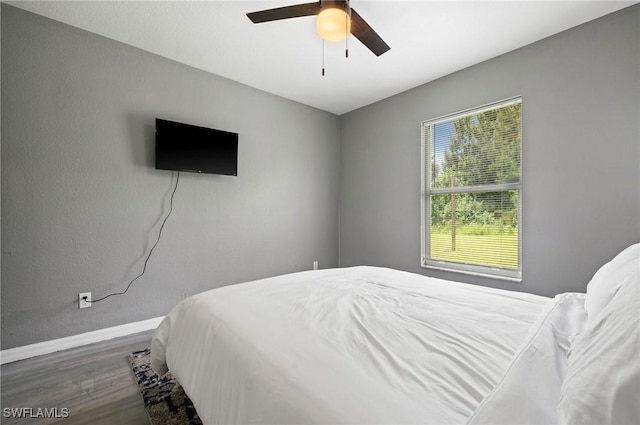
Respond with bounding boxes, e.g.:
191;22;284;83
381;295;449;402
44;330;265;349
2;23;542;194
316;8;350;42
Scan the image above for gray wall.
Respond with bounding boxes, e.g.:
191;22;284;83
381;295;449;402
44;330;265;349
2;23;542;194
339;5;640;297
1;5;340;349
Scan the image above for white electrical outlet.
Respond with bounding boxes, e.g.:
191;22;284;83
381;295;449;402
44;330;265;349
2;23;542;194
78;292;92;309
313;261;318;270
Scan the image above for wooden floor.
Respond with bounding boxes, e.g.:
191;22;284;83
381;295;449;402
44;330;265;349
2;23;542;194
1;331;153;425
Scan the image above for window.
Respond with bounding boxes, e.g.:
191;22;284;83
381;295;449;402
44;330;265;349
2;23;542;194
421;97;522;281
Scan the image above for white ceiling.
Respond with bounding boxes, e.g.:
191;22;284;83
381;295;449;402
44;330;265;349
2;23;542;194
8;0;637;115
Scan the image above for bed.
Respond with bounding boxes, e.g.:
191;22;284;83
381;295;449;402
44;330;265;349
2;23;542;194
151;243;639;425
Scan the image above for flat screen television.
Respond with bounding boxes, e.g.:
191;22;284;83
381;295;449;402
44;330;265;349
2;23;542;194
155;118;238;176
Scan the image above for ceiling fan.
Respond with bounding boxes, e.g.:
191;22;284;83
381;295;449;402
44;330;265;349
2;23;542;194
246;1;390;57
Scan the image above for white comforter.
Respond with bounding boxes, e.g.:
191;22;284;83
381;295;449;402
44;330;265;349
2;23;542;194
151;266;581;425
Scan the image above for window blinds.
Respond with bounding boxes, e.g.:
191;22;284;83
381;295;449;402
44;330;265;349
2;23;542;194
421;97;522;280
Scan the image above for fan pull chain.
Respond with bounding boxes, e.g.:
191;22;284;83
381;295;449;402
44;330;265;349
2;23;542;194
345;10;349;58
320;0;325;76
322;40;325;76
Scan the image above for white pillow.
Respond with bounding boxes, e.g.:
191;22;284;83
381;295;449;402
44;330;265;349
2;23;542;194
584;243;639;321
558;253;639;425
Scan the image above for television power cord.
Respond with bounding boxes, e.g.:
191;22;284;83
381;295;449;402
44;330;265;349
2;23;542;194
87;171;180;305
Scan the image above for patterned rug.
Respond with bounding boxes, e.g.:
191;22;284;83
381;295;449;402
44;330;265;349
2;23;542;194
128;348;202;425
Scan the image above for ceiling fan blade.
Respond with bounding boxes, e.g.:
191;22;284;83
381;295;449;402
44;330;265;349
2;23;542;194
349;8;390;56
247;2;321;24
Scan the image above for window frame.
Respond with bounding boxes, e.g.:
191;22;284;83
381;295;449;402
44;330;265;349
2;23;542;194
420;97;523;282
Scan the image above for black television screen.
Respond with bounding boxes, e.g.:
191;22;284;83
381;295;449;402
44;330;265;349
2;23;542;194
155;118;238;176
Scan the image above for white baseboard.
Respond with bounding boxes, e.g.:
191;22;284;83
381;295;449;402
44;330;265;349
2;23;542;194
0;316;164;365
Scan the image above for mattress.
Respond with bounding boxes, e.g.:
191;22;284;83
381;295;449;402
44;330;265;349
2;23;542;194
151;266;559;424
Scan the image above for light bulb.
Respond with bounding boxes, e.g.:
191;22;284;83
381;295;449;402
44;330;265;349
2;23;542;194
316;7;350;42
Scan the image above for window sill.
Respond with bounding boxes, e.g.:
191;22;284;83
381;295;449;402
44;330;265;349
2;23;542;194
422;259;522;283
